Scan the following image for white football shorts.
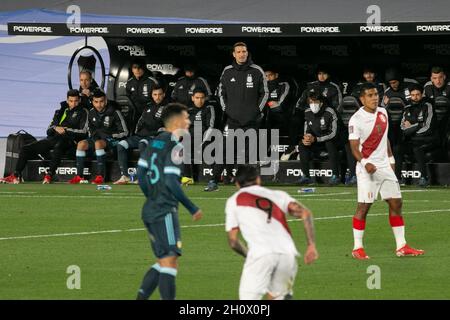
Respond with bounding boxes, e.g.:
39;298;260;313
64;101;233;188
357;165;402;203
239;253;298;300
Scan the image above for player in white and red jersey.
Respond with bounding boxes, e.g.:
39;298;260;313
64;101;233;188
225;165;318;300
348;82;424;260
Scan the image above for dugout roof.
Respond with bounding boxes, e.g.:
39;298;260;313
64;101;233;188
3;0;450;37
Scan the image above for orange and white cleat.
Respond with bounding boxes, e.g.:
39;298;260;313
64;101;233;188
113;175;130;185
68;175;87;184
42;175;52;184
352;247;370;260
91;175;104;185
396;244;425;257
1;174;20;184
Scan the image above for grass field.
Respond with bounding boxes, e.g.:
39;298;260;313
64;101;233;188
0;183;449;300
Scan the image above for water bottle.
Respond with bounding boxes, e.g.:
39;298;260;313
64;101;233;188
97;184;112;191
298;187;316;194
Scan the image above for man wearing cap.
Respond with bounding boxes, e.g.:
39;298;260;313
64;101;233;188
296;65;342;111
171;64;212;106
126;59;159;115
351;67;386;105
382;68;418;107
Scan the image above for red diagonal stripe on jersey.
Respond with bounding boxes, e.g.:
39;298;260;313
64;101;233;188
361;111;388;158
236;192;291;235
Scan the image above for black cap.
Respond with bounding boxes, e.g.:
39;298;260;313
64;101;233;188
307;86;324;101
316;64;330;75
131;58;146;69
385;68;402;82
184;63;197;72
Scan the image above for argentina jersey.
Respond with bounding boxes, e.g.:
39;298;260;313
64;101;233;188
137;131;183;222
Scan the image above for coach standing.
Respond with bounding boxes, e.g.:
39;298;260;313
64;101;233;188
205;42;268;192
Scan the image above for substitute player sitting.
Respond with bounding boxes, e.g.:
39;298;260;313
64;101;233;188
348;83;425;260
225;165;318;300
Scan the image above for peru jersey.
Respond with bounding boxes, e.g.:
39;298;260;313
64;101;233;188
348;107;390;169
225;185;299;259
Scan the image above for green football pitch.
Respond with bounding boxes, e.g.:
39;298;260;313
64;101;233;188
0;183;449;300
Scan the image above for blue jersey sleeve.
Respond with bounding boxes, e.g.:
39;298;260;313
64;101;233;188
165;174;199;215
137;147;151;197
163;141;199;215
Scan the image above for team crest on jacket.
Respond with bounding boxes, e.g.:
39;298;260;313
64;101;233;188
246;74;254;88
142;84;148;96
379;113;386;123
104;116;110;127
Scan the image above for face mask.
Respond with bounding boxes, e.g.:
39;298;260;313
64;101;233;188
310;103;321;114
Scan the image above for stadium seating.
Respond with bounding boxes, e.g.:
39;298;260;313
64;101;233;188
386;97;405;147
340;96;360;126
115;95;137;135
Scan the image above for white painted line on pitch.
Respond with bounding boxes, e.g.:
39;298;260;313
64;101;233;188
0;192;37;194
0;209;449;241
0;193;448;203
401;189;439;193
295;192;352;197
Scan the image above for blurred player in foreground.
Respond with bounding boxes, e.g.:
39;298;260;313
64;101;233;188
225;165;318;300
136;103;203;300
348;83;425;260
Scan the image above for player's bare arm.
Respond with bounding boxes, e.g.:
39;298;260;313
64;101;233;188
387;138;395;171
288;202;319;264
227;228;248;258
349;138;377;174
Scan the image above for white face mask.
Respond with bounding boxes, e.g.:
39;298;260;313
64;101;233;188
310;103;321;114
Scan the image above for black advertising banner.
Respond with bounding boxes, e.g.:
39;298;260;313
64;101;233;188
8;22;450;37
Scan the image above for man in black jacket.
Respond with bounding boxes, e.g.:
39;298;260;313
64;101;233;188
264;67;291;132
298;88;344;185
114;86;169;185
351;67;386;106
171;64;212;106
204;42;268;191
423;66;450;101
1;90;88;184
126;59;159;115
382;68;418;107
394;84;438;187
183;88;216;183
69;89;128;184
79;70;99;109
296;66;343;111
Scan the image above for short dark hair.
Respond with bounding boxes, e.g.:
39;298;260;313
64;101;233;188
67;89;80;98
431;66;445;74
161;103;188;126
192;88;207;96
359;82;378;97
151;85;164;93
233;42;247;50
92;88;106;98
235;165;259;188
409;83;423;93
